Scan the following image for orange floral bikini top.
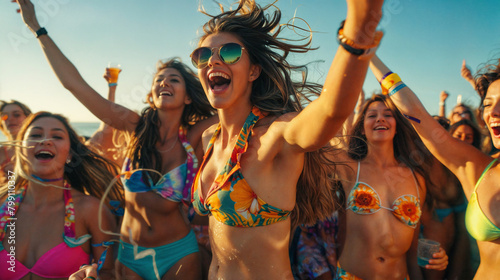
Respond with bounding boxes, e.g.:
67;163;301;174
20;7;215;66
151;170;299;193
191;107;291;227
347;162;422;228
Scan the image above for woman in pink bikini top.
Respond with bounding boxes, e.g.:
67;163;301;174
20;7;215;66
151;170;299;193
0;112;122;280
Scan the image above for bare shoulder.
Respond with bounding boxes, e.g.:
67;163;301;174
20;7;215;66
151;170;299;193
71;190;102;216
273;112;299;124
261;112;299;135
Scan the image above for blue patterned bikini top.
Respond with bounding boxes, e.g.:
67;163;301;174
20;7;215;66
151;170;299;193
121;126;197;203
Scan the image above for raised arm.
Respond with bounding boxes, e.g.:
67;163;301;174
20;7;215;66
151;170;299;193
369;55;492;197
461;60;476;89
86;69;128;164
438;91;448;117
17;0;139;132
284;0;383;152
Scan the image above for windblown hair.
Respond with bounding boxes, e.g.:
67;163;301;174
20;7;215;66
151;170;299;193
0;100;32;136
476;58;500;106
199;0;338;226
348;95;435;198
128;58;215;183
0;112;123;206
449;119;483;150
199;0;322;113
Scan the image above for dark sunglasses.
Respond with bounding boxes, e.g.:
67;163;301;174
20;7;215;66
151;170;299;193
190;43;245;69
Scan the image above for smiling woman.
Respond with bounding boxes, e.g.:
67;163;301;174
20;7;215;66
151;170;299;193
370;54;500;279
187;0;387;278
334;94;447;279
0;111;122;279
16;0;219;278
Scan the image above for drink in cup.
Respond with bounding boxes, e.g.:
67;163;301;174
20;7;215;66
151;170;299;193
107;62;121;84
417;239;440;267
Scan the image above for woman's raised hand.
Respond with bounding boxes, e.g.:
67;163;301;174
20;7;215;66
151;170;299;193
16;0;41;33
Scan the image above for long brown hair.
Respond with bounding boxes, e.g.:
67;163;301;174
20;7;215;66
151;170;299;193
127;58;215;183
348;95;435;199
199;0;337;226
0;111;123;205
476;58;500;105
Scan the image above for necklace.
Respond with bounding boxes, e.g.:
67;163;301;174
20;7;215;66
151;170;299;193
158;135;178;153
32;174;64;182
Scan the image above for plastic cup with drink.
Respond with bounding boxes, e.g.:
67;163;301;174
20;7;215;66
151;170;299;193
107;62;121;85
417;238;440;267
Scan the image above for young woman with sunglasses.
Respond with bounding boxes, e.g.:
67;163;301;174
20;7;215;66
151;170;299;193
188;0;384;278
16;1;217;279
370;54;500;279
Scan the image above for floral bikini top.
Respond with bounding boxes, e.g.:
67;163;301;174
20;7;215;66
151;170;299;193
347;162;422;228
191;107;291;227
0;184;91;279
121;126;197;203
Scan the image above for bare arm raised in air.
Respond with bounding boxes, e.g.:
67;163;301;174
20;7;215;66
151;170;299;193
283;0;384;152
369;55;492;198
16;0;139;133
438;90;448;118
461;60;476;89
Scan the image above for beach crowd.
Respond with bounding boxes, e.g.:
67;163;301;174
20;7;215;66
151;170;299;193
1;0;500;279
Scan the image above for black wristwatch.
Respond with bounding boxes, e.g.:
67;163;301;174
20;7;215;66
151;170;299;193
35;27;48;38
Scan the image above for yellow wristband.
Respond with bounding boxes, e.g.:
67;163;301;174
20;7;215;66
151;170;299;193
381;73;402;95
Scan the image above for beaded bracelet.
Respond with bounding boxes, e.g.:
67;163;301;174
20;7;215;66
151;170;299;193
337;20;383;58
108;83;117;87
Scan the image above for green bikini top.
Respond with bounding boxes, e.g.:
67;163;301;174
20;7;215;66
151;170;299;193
465;158;500;241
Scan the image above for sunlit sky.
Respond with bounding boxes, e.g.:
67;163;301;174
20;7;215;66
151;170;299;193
1;0;500;122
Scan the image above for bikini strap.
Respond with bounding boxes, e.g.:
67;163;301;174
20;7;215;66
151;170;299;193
63;183;91;247
92;240;115;272
179;125;198;201
63;184;76;238
195;107;264;201
0;186;27;241
356;161;361;183
206;124;222;155
474;158;499;193
205;106;264;177
226;107;264;171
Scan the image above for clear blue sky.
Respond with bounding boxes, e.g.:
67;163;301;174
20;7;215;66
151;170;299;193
1;0;500;122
